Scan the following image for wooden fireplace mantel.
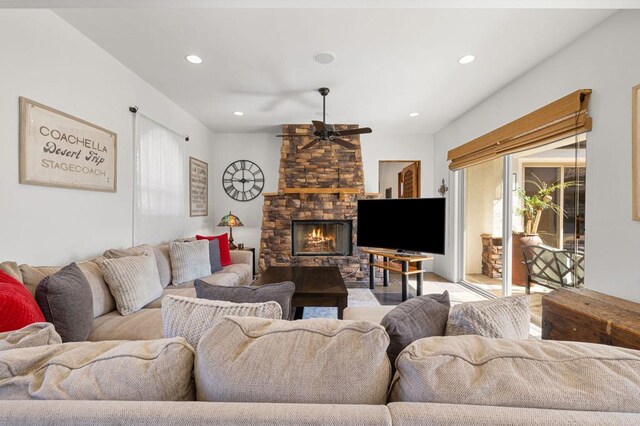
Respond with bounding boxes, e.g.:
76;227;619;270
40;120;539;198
283;187;362;201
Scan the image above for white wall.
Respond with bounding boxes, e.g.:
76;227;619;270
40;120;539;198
211;133;282;260
434;10;640;302
0;10;215;266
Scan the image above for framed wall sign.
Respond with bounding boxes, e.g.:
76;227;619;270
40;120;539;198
634;85;640;221
19;97;117;192
189;156;208;217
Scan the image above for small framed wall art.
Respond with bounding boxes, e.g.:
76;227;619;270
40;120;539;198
189;156;209;217
19;97;117;192
633;85;640;221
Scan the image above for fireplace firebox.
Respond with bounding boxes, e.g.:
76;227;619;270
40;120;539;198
291;220;353;256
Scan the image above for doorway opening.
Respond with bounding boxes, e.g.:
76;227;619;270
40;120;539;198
378;160;421;199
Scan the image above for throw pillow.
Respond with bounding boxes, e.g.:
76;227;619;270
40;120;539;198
169;240;211;285
0;322;61;351
195;316;392;404
104;244;171;288
196;234;231;267
162;295;282;348
0;261;22;282
195;280;295;319
445;295;530;339
206;239;223;273
0;337;194;401
381;291;450;365
35;263;94;342
97;254;163;316
152;244;173;287
0;271;45;332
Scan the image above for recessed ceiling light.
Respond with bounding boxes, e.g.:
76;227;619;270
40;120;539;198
458;54;476;65
233;111;244;116
313;52;336;64
185;54;203;64
409;112;419;117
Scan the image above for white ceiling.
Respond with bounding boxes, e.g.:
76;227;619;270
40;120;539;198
54;7;615;133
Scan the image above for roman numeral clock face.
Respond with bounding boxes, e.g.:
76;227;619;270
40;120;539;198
222;160;265;202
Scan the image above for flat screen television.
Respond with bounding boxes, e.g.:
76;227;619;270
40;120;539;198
357;198;446;255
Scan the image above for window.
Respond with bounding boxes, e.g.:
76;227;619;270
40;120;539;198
133;114;185;245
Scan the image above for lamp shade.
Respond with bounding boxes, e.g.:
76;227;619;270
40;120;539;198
218;211;244;227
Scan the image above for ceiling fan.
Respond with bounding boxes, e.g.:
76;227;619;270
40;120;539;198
276;87;372;150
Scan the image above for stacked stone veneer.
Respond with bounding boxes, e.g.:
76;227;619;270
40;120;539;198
259;124;376;281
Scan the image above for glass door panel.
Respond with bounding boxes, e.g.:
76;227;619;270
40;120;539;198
463;157;504;296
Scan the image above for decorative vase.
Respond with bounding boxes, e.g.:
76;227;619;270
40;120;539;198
512;233;543;286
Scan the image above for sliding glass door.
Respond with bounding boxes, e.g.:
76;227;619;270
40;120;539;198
461;136;587;309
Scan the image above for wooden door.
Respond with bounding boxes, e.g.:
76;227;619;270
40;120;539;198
398;162;420;198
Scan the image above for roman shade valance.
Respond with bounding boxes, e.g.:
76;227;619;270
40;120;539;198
448;89;592;170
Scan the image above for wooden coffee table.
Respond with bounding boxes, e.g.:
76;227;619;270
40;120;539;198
254;266;348;319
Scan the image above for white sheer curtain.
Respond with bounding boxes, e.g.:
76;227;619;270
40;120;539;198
133;114;185;245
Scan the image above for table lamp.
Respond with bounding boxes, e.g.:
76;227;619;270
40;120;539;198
218;211;244;250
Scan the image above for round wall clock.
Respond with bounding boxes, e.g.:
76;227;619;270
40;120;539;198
222;160;265;201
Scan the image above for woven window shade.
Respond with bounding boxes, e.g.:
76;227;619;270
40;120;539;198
448;89;592;170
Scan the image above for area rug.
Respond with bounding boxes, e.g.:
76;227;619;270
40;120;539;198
302;288;380;319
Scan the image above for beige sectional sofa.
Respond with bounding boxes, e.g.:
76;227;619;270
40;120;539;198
10;243;253;341
1;318;639;425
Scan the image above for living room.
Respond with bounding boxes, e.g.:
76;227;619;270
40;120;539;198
1;1;640;424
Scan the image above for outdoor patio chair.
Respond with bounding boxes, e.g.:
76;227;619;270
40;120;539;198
521;244;585;294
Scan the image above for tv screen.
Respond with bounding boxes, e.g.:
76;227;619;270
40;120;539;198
357;198;446;255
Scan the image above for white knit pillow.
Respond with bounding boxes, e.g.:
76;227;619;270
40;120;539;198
169;240;211;285
445;295;530;339
97;254;162;316
162;295;282;348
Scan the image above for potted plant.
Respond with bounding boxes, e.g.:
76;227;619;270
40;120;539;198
512;175;578;285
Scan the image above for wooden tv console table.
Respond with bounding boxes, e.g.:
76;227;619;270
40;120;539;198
361;248;433;302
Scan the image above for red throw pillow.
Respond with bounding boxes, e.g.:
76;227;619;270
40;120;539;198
0;270;45;332
196;234;232;266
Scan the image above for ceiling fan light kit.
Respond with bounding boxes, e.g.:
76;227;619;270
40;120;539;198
276;87;372;150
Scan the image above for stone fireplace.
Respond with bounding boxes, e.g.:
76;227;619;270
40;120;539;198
259;124;376;280
292;220;353;256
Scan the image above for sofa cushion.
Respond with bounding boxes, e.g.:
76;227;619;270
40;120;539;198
35;263;93;342
152;245;172;287
381;292;450;366
19;262;116;318
222;264;252;285
169;240;211;285
88;308;163;341
103;243;154;260
0;338;195;401
0;323;61;351
445;295;530;339
389;335;640;412
0;271;45;333
195;280;295;319
162;295;282;348
343;306;395;322
0;261;22;283
0;401;395;425
196;234;231;267
195;316;392;404
97;254;163;316
104;244;171;289
144;286;196;309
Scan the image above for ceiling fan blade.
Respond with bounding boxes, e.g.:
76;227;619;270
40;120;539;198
312;120;326;132
331;138;358;150
334;127;373;136
302;139;321;149
276;134;312;137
